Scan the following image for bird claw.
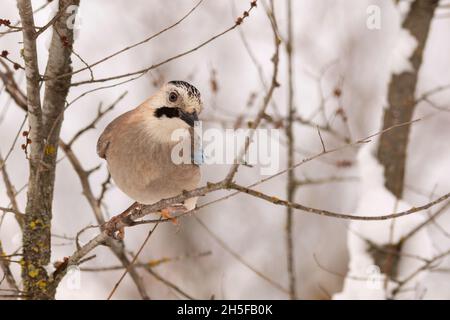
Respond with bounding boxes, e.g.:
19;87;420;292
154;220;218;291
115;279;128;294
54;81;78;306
103;202;141;240
103;214;125;240
103;215;125;240
160;205;186;225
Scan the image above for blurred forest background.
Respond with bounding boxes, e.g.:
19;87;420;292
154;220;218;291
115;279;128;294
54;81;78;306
1;0;450;299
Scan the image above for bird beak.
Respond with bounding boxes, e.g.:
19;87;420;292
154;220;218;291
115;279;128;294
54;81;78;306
179;111;199;127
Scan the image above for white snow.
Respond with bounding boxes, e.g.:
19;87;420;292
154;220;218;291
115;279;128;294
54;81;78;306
333;143;433;299
384;0;418;76
389;28;417;75
396;1;412;22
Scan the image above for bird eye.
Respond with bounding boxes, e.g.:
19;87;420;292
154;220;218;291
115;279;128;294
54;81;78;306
169;92;178;103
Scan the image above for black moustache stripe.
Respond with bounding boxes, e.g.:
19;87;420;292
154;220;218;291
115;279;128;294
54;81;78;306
154;106;180;119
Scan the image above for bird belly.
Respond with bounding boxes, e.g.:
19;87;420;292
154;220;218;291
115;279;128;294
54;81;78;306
105;127;201;206
109;160;200;205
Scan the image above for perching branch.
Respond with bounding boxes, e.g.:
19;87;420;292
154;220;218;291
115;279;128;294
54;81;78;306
47;130;450;292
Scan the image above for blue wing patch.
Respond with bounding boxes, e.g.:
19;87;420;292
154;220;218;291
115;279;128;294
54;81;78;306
193;147;204;165
192;130;204;165
191;139;205;165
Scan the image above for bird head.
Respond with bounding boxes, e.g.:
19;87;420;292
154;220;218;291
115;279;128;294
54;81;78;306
142;80;203;142
153;80;202;126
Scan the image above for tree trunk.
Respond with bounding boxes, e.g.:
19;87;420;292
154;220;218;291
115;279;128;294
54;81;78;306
377;0;439;198
18;0;80;299
375;0;438;283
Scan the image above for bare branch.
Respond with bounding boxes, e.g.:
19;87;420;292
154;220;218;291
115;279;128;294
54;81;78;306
60;141;150;299
228;182;450;221
67;91;127;146
195;216;289;294
107;222;159;300
224;1;281;183
50;0;205;81
67;2;258;87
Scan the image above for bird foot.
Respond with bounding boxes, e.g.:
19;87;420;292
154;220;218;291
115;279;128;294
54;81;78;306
103;215;125;240
160;205;186;225
103;202;141;240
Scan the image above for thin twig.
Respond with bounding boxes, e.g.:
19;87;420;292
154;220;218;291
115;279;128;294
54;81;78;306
46;0;206;82
67;92;127;146
67;2;257;86
284;0;297;300
107;221;160;300
195;216;289;294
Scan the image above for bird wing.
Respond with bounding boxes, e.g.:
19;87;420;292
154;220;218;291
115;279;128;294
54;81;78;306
96;133;110;159
97;110;133;159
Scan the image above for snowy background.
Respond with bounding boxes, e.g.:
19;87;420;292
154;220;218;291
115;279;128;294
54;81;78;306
1;0;449;299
